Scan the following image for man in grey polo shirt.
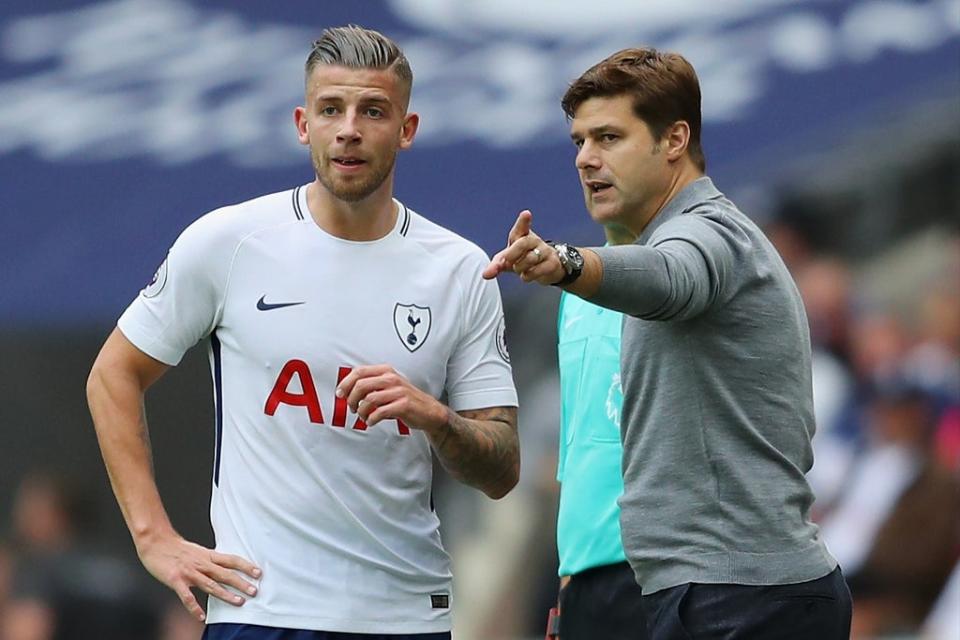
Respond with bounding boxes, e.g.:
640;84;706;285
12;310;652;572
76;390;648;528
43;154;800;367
484;47;851;639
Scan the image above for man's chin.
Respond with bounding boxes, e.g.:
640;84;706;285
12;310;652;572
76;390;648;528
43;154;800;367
587;203;621;225
321;176;379;203
332;186;375;202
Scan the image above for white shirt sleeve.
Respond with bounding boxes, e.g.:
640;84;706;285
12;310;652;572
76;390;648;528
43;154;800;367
444;253;518;411
117;211;234;366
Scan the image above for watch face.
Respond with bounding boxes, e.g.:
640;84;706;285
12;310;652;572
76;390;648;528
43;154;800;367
568;246;585;270
553;243;584;276
548;242;584;286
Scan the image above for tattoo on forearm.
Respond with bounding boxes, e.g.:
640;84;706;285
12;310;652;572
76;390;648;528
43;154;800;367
430;406;519;498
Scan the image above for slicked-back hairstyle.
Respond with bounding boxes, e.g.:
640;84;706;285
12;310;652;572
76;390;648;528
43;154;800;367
562;47;705;171
305;25;413;102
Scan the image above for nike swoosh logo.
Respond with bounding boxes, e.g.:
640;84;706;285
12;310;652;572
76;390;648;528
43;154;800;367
256;295;305;311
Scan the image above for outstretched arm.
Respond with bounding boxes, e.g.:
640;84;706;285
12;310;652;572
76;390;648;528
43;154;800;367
337;366;520;499
484;210;728;320
86;329;261;622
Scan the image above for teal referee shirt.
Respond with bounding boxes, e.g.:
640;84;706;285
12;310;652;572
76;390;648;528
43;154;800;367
556;290;626;576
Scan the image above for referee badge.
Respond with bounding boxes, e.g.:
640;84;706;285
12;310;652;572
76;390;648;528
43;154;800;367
394;303;432;353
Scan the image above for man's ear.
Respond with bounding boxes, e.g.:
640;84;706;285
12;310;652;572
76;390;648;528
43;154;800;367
294;106;309;146
663;120;691;162
398;112;420;150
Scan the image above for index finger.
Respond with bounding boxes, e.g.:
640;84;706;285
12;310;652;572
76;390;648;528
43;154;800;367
211;551;262;579
335;364;390;398
507;210;533;246
482;250;511;280
497;234;541;267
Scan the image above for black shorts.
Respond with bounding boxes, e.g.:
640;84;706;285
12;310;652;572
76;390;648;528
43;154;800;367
559;562;650;639
641;566;852;640
202;624;450;640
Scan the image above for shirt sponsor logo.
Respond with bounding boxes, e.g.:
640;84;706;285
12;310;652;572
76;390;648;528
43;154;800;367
264;362;411;436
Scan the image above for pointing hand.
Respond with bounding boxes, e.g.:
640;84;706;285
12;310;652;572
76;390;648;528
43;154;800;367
482;210;564;286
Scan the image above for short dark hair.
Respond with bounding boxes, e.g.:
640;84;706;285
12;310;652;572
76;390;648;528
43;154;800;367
305;25;412;100
562;47;705;171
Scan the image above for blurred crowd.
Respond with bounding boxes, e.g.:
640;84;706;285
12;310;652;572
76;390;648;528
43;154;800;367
1;225;958;640
777;227;960;639
0;470;202;640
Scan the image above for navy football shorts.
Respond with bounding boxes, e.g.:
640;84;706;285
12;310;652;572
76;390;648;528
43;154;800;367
202;624;451;640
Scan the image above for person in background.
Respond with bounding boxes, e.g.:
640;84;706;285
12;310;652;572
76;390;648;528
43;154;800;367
3;470;160;640
820;375;960;637
549;225;647;640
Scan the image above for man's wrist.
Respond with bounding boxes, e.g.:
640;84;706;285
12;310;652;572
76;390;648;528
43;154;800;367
132;519;177;552
427;406;455;448
433;426;453;451
546;242;584;286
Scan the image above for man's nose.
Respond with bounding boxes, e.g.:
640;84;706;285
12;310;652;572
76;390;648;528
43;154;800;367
336;112;362;144
575;142;600;171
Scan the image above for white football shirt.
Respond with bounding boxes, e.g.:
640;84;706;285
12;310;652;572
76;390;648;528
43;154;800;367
118;185;518;633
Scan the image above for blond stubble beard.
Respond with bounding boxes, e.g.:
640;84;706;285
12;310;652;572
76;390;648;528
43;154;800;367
312;148;397;203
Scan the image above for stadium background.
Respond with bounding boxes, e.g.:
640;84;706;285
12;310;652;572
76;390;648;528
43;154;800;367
0;1;957;638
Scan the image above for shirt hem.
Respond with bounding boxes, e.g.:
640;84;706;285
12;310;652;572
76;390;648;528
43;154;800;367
116;319;183;366
559;552;629;577
447;388;518;411
206;609;451;634
633;546;838;595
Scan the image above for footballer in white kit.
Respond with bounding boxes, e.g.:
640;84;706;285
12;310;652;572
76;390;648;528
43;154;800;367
88;25;521;639
117;184;517;633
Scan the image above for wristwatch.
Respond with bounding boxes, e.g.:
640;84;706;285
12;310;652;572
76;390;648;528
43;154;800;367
547;242;584;286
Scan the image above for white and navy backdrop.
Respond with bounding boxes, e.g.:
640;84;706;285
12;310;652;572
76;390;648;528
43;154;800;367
1;0;958;327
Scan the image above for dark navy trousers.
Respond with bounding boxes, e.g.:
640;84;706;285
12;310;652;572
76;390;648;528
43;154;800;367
641;566;852;639
559;561;650;639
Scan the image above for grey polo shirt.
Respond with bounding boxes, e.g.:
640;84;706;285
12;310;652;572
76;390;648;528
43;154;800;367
589;176;837;594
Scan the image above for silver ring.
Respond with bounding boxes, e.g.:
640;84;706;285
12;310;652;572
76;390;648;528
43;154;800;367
532;247;543;262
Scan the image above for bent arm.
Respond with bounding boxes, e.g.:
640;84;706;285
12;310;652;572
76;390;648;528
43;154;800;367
338;365;519;500
86;328;174;549
86;329;260;622
428;405;519;500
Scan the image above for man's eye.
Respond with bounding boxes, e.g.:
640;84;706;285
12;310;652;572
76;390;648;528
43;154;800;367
366;108;384;118
320;106;338;116
601;133;618;142
573;139;584;149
